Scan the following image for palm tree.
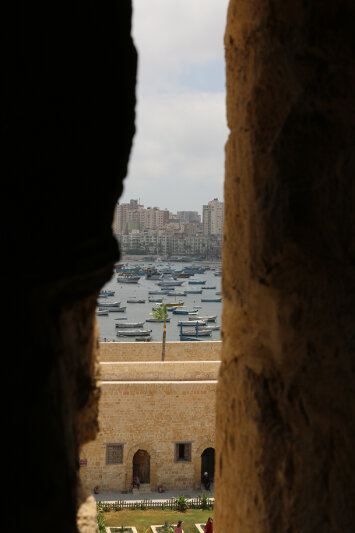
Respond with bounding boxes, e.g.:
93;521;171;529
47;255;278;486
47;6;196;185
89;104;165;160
150;304;168;361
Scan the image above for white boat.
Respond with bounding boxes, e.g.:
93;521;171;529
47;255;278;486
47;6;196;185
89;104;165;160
189;315;217;322
178;320;207;326
127;298;146;303
203;286;216;290
135;336;152;342
157;281;184;286
98;301;121;307
179;329;212;336
203;325;221;331
148;297;163;302
117;276;140;283
96;310;109;316
100;306;126;312
115;322;145;328
166;291;186;296
117;329;152;337
146;317;171;323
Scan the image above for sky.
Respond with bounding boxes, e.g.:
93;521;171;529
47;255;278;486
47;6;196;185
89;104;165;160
120;0;229;215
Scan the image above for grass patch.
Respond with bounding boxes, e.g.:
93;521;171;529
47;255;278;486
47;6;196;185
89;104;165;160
104;508;213;533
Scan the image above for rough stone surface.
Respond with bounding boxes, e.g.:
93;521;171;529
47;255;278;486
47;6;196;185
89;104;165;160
3;2;137;532
216;1;355;532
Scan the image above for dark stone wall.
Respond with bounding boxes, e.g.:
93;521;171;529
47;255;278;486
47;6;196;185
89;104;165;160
2;2;136;531
217;1;355;532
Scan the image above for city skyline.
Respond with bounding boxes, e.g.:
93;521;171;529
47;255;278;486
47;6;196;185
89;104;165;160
120;0;229;213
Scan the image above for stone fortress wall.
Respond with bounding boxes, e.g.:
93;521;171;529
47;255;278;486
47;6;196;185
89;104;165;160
79;341;221;492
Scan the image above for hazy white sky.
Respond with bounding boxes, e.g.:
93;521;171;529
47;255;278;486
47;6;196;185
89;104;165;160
121;0;229;215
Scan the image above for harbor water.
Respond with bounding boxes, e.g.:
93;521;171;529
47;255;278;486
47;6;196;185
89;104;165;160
97;260;222;342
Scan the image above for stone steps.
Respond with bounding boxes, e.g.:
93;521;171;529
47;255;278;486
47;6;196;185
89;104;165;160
132;483;152;495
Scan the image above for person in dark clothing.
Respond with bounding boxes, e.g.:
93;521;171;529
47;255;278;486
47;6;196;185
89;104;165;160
202;471;211;490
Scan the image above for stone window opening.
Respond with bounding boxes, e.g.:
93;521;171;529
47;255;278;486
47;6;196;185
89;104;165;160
105;443;124;465
174;442;192;463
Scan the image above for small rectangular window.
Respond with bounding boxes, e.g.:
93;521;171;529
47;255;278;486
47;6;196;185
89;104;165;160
106;444;123;465
174;442;191;462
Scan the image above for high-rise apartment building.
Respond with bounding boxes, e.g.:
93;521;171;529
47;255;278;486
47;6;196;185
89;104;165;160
202;198;224;236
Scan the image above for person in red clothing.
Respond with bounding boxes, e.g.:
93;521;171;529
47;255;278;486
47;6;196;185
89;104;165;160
174;520;183;533
204;517;213;533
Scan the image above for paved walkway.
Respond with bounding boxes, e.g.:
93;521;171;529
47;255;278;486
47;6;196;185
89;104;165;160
93;487;214;503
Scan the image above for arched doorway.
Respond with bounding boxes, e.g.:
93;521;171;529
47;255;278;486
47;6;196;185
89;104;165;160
133;449;150;484
201;447;215;481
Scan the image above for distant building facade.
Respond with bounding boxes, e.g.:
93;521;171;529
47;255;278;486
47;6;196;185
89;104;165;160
202;198;224;236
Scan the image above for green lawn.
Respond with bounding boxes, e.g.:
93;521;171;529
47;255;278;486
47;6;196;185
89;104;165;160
103;508;213;533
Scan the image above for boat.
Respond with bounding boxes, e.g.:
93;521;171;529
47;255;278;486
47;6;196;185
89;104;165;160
148;297;163;302
203;286;216;290
189;315;217;322
193;305;202;309
157;280;184;286
201;298;222;302
215;291;221;295
100;306;126;312
98;301;121;307
115;322;145;328
99;290;115;296
148;290;170;295
117;275;140;283
117;329;152;337
179;336;201;341
177;320;207;326
188;280;206;285
146;317;171;323
185;290;203;294
203;325;221;331
166;291;186;296
96;310;109;316
153;301;184;308
126;298;146;303
179;328;212;336
173;309;199;315
214;271;222;277
135;336;152;342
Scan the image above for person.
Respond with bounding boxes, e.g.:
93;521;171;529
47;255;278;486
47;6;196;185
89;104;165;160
94;485;99;494
132;474;140;489
202;471;211;490
174;520;183;533
204;517;213;533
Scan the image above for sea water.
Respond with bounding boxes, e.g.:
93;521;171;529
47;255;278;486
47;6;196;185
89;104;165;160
97;260;222;342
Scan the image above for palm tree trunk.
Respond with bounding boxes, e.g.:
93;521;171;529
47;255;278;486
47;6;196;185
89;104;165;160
162;320;166;361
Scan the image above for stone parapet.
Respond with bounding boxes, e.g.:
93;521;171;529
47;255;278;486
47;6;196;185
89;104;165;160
99;341;221;362
99;361;220;381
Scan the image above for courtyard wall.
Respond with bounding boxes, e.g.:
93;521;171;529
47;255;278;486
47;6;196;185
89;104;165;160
79;341;220;492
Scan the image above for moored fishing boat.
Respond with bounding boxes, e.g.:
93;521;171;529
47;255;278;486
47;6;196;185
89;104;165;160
146;317;171;323
98;301;121;307
188;280;206;285
115;322;145;328
126;298;146;303
173;308;199;315
117;275;140;283
148;297;163;302
189;315;217;322
157;280;184;286
185;289;203;294
117;329;152;337
100;306;126;312
201;298;222;302
202;286;216;290
99;290;115;296
96;310;109;316
177;320;207;326
179;328;212;336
